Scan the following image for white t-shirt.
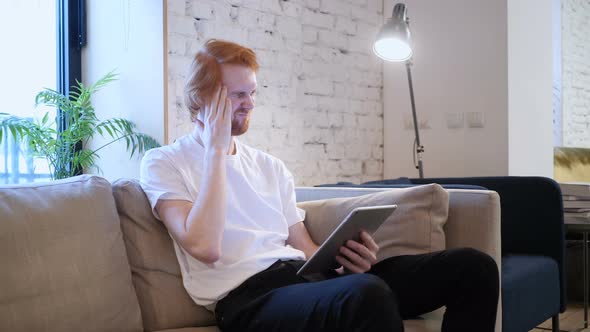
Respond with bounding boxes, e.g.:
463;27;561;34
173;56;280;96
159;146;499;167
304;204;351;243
140;133;306;308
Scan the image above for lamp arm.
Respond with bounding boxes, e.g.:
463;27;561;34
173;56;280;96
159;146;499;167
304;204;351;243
405;61;424;178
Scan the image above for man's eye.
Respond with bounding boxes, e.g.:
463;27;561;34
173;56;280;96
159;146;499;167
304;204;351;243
231;92;255;99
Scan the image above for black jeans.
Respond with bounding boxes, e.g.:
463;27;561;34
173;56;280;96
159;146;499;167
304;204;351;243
215;248;499;332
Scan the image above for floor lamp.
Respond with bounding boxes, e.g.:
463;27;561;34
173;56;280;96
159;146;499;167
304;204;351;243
373;3;424;178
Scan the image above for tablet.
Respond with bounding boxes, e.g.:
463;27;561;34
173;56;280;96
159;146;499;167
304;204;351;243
296;204;397;276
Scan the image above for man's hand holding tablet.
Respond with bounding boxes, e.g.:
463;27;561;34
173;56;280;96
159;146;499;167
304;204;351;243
296;205;397;276
335;230;380;274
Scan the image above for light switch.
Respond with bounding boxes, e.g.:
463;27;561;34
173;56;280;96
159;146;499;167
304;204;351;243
467;112;484;128
445;112;464;129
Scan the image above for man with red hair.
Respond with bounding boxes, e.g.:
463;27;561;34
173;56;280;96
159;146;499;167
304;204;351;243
141;39;499;332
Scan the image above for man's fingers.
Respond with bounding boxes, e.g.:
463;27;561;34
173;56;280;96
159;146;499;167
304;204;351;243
210;85;222;119
346;240;377;264
201;104;210;121
195;119;204;131
360;231;380;255
339;245;371;271
218;86;227;120
224;97;232;125
336;255;364;274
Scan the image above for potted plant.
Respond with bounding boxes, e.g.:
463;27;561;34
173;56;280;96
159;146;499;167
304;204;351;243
0;71;160;180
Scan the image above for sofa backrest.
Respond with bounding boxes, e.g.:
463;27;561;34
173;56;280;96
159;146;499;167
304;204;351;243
112;178;216;331
0;175;143;332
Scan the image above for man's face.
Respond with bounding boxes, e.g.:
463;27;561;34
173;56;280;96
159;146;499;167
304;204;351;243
220;64;257;136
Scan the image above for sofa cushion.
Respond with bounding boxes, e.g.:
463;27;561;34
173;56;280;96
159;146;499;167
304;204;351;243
112;179;216;331
297;184;449;261
0;175;143;332
501;255;560;332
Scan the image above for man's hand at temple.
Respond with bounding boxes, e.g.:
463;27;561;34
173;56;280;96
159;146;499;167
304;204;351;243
195;85;233;155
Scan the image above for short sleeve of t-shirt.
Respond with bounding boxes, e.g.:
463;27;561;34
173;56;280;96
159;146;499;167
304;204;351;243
276;160;305;227
140;148;193;219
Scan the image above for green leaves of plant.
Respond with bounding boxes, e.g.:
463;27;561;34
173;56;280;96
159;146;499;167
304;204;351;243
1;70;160;180
92;118;159;158
0;113;37;144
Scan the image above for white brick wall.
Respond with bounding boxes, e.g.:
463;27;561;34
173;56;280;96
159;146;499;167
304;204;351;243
562;0;590;147
167;0;384;186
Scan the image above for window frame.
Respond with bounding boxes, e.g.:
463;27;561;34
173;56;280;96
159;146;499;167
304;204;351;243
0;0;86;183
57;0;86;176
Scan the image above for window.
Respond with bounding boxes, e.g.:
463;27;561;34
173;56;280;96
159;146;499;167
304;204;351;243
0;0;84;184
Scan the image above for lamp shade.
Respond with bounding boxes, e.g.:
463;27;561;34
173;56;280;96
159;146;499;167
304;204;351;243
373;3;412;62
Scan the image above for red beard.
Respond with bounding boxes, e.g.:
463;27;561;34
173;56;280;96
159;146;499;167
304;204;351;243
231;110;250;136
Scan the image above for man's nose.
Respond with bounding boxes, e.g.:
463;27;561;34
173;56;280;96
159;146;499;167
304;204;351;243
242;95;254;109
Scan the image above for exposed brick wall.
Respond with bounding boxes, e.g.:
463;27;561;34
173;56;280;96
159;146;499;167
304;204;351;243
562;0;590;147
167;0;384;186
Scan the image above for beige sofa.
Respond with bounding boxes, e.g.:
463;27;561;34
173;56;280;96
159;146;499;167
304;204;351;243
0;175;501;332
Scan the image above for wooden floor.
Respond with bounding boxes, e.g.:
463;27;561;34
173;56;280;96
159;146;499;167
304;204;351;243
531;303;590;332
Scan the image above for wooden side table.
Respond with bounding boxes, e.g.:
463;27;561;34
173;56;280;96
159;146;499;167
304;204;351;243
565;217;590;331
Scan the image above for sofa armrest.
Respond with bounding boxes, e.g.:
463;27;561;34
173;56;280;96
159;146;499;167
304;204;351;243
411;176;566;312
445;189;501;263
445;189;502;332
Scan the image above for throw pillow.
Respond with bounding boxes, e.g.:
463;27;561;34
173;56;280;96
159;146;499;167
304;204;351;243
112;179;216;331
0;175;143;332
297;184;449;261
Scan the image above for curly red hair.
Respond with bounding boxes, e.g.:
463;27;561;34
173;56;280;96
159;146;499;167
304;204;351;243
184;39;259;122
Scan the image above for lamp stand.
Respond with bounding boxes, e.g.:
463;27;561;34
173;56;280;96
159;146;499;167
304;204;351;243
405;61;424;178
